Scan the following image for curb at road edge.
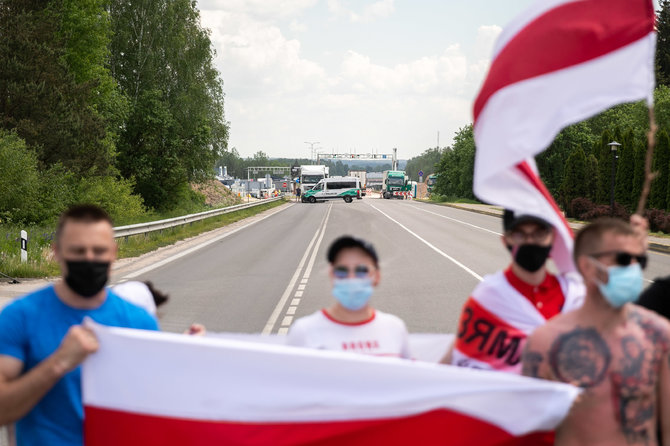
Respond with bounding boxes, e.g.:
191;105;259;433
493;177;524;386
422;201;670;256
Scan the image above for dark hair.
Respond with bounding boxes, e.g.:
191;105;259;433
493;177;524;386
573;218;635;267
503;209;551;232
327;236;378;267
144;281;169;307
56;204;113;242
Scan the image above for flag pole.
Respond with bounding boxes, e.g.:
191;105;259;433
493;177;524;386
636;106;659;215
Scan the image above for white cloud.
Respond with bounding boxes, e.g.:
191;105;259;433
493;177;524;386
289;19;308;33
198;0;316;18
474;25;502;60
198;2;502;158
327;0;395;23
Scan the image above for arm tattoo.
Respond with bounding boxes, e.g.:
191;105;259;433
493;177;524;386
548;327;611;388
521;349;543;378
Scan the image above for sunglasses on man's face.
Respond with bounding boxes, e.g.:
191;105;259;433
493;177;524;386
590;251;648;269
333;265;371;279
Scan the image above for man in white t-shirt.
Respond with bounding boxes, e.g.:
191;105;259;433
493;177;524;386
287;236;410;359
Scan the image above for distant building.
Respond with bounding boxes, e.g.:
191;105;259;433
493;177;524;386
348;170;367;188
366;172;383;190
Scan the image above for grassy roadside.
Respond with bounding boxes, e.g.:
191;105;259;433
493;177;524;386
0;199;287;279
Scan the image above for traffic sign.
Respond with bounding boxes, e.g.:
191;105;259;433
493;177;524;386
418;170;423;177
283;182;287;187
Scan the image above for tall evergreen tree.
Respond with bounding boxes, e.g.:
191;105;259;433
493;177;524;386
632;139;647;211
650;130;670;210
657;0;670;87
0;0;111;174
586;154;599;202
560;147;588;216
614;130;635;210
596;131;614;203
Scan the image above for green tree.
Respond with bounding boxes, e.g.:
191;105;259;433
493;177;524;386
657;0;670;87
585;154;599;202
405;147;444;181
614;130;635;210
110;0;229;209
650;130;670;209
434;125;476;200
632;139;647;211
537;122;593;197
596;130;615;203
560;146;588;215
0;1;111;174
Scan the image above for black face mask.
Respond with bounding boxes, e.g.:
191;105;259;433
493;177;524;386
508;244;552;273
65;260;110;298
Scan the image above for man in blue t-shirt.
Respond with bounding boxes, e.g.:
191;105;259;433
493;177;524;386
0;205;159;446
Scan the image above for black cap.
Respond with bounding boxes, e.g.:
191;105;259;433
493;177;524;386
327;236;378;267
503;209;552;232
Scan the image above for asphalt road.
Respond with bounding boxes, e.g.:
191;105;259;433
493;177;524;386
126;197;670;336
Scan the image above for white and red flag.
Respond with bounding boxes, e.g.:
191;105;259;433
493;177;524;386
473;0;656;272
82;323;579;446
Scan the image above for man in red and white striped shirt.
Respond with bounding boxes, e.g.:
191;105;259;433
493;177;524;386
287;236;410;359
443;210;584;373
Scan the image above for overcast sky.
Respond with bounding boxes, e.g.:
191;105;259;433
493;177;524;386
198;0;534;160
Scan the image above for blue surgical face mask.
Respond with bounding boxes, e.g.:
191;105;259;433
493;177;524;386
596;263;643;308
332;278;373;311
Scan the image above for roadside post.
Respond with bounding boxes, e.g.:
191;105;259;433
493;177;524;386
20;230;27;263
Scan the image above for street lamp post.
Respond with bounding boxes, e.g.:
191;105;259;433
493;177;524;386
608;141;621;216
304;141;320;162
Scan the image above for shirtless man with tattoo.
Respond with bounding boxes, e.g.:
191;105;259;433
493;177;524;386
522;218;670;446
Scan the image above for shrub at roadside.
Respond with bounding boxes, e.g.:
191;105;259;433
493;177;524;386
569;197;630;221
76;176;146;225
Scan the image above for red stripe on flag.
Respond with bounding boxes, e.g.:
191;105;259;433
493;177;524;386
85;406;553;446
515;161;573;237
473;0;654;122
454;297;527;368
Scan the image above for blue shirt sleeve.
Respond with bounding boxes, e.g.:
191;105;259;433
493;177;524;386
0;300;27;362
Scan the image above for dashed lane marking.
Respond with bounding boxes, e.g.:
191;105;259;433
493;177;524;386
262;203;333;334
408;204;502;236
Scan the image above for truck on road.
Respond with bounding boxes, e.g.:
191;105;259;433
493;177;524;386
299;165;329;202
426;174;438;194
381;170;410;199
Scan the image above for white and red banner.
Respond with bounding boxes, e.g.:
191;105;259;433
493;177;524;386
473;0;656;272
451;272;584;373
82;323;579;446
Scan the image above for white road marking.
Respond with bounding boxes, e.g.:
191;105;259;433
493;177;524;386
369;203;483;282
408;204;502;236
297;284;306;291
290;298;301;306
294;291;304;297
262;203;333;334
301;205;332;280
123;203;294;279
281;316;293;326
277;327;289;335
286;306;297;315
410;204;658;283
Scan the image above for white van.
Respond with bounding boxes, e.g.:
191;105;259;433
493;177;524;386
302;177;361;203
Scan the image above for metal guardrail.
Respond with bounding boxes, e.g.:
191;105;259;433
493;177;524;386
113;197;284;239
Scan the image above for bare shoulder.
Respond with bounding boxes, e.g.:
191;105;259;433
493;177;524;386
528;311;577;345
627;303;670;347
